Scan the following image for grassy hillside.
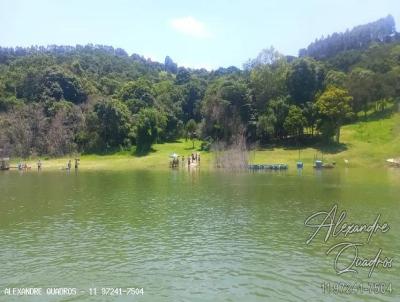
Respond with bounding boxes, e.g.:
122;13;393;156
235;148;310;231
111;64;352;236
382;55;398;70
252;112;400;167
339;112;400;165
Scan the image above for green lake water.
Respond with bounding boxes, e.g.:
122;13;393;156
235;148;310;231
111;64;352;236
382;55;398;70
0;167;399;301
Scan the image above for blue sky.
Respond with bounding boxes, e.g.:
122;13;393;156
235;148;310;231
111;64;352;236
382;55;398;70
0;0;399;69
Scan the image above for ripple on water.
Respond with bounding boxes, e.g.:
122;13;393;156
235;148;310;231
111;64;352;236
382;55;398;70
0;169;399;301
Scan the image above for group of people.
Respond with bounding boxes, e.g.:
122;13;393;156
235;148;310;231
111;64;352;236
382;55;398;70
17;162;31;171
17;158;80;171
170;153;201;168
183;153;200;167
65;158;80;171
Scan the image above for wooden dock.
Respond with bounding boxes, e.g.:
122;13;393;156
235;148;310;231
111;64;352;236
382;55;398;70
248;164;288;170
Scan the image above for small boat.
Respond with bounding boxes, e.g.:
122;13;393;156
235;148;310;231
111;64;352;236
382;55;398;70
313;160;323;169
313;160;335;169
386;158;400;167
0;157;10;171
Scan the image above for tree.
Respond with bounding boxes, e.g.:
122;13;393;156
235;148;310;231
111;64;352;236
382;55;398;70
17;66;87;104
384;66;400;100
100;77;121;95
40;67;87;103
182;79;206;122
250;58;289;112
1;33;400;157
324;70;347;88
175;67;191;85
201;78;252;143
0;104;48;157
154;80;185;140
286;58;325;105
283;105;306;138
299;15;396;59
185;119;197;148
164;56;178;74
256;108;276;143
243;46;284;70
117;79;155;113
346;68;376;114
302;101;318;136
47;105;84;156
267;96;289;138
135;108;167;154
94;99;133;148
316;86;353;143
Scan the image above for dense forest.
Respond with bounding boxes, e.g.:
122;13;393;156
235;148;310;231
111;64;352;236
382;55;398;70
299;15;398;59
0;15;399;158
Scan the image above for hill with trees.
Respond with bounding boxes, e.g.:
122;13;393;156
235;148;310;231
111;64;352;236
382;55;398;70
299;15;398;59
0;16;399;158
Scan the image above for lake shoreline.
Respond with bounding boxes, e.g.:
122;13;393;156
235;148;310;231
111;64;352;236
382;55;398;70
6;148;395;172
4;113;400;171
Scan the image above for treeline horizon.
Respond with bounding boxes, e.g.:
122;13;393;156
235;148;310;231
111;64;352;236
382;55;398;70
0;15;399;158
1;15;397;70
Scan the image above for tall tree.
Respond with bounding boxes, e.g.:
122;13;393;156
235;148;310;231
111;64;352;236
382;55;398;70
250;57;289;112
302;101;318;136
94;99;133;148
185;119;197;148
283;105;306;138
164;56;178;74
243;46;284;70
135;108;167;154
286;58;325;105
117;78;155;113
267;96;290;139
316;86;353;143
175;67;191;85
201;78;252;143
256;108;276;143
346;68;379;114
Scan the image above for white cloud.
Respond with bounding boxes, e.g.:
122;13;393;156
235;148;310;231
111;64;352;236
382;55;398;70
170;16;212;38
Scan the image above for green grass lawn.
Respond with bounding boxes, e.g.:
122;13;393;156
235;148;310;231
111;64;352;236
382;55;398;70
251;112;400;167
11;113;400;171
16;139;211;171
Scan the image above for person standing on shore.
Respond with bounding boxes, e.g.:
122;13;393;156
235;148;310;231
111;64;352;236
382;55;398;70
74;158;80;170
37;159;42;171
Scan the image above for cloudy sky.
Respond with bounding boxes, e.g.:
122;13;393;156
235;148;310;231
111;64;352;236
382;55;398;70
0;0;399;69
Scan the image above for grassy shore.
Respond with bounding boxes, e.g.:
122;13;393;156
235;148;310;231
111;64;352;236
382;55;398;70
9;139;210;171
10;113;400;171
252;112;400;168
